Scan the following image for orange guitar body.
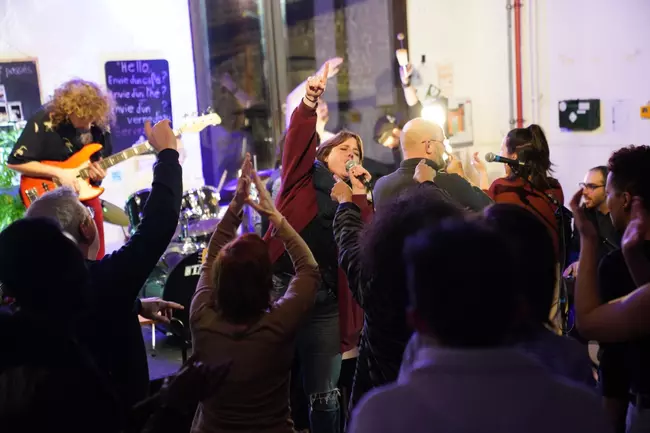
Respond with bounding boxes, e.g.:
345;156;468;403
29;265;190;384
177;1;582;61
19;143;105;207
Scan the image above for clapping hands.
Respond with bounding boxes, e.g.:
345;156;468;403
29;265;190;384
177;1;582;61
245;169;283;228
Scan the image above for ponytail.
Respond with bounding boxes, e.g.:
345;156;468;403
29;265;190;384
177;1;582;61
505;124;555;189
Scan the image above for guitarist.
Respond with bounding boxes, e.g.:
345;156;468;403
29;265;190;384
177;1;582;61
7;79;113;259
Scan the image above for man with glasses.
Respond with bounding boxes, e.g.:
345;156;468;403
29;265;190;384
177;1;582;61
373;117;492;211
564;166;620;279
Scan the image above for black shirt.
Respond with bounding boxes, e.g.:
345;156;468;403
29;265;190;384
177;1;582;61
8;107;112;165
569;207;620;264
598;242;650;398
373;158;493;212
80;149;182;408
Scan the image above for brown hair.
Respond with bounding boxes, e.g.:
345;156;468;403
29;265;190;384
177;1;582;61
505;124;557;190
315;130;364;165
212;233;272;324
48;79;115;129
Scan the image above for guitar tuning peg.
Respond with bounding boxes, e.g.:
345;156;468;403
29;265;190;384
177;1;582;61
183;113;188;118
192;111;198;117
206;106;213;114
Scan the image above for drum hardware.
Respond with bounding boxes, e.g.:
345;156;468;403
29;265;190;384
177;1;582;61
101;199;130;226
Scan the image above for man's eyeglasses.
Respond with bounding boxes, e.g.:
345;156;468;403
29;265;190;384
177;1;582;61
579;182;605;191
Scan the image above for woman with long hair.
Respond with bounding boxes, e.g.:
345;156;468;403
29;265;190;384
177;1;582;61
190;157;320;433
265;64;373;433
474;124;566;329
475;124;564;247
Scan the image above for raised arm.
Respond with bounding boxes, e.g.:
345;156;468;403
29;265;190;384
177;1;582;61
91;120;182;307
248;170;319;333
191;157;251;318
280;63;330;194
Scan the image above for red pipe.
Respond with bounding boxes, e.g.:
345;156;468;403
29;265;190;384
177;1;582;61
513;0;524;128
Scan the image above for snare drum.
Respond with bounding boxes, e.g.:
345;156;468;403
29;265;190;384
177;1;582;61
180;186;221;239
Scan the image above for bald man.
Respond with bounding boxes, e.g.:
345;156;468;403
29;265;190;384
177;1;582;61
373;118;492;211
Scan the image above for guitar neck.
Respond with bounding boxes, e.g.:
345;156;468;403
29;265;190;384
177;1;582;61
77;125;187;180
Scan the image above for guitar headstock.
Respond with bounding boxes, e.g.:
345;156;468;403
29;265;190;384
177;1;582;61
176;112;222;135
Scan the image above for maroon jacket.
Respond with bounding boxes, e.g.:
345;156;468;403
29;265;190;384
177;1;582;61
264;100;371;353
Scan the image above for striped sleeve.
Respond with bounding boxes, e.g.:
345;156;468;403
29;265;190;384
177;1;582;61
333;202;370;308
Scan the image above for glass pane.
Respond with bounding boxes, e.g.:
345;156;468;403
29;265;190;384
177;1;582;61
283;0;402;171
197;0;275;190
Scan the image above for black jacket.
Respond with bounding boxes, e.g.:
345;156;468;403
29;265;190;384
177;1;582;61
81;148;182;408
332;182;461;411
373;158;493;212
0;311;123;432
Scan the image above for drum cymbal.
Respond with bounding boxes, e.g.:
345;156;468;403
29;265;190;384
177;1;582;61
101;200;130;227
223;168;275;191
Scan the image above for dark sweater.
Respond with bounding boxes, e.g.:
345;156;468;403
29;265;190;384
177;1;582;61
81;148;182;408
373;158;493;212
333;182;462;411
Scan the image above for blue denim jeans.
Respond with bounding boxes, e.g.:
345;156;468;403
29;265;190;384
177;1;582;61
296;290;342;433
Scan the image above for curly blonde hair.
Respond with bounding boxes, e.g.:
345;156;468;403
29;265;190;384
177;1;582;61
48;79;115;129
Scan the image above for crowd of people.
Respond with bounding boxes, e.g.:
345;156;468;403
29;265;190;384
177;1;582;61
2;59;650;433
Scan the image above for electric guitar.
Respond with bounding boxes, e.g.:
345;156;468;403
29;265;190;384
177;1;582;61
19;113;221;206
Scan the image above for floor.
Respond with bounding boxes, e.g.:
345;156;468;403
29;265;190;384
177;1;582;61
141;323;190;383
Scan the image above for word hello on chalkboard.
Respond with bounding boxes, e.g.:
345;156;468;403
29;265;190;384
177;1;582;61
104;59;172;152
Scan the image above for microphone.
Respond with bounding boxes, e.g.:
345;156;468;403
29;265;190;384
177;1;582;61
485;152;527;167
345;160;371;189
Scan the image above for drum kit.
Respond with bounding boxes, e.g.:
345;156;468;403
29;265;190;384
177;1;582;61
102;168;276;327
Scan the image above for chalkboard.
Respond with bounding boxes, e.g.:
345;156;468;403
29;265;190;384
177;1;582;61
0;59;42;123
104;59;172;152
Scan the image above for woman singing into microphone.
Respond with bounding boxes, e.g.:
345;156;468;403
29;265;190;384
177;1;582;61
474;124;564;247
264;64;372;433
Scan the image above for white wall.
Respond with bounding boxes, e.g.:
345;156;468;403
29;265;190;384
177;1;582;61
408;0;650;199
0;0;202;251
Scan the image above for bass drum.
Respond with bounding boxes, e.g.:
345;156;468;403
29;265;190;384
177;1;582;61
162;250;203;326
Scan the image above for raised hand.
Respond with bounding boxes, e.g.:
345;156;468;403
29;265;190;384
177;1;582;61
470;151;487;173
317;57;343;78
246;170;283;227
445;154;465;177
305;62;329;101
622;197;649;253
145;119;177;152
569;189;598;240
232;153;252;212
413;159;436;184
